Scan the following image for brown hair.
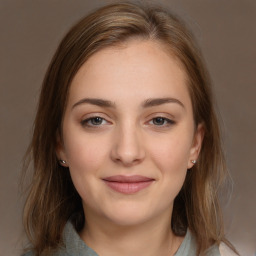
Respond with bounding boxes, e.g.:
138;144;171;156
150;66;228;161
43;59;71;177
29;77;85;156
22;2;238;255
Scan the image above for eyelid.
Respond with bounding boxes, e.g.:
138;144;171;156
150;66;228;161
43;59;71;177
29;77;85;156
80;113;112;127
80;112;176;128
146;112;175;121
149;117;175;125
145;113;176;128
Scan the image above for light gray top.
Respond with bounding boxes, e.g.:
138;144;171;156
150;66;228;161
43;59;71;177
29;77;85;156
24;221;221;256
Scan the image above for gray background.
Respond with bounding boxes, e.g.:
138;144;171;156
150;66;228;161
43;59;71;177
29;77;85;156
0;0;255;255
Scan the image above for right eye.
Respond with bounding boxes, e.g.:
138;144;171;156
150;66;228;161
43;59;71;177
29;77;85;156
81;116;108;127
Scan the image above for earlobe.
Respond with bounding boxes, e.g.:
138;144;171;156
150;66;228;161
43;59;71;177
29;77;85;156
56;133;68;167
187;123;205;169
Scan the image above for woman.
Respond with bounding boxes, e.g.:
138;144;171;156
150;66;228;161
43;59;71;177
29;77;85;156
22;2;239;256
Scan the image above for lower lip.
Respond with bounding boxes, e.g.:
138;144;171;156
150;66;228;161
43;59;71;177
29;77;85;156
103;180;154;194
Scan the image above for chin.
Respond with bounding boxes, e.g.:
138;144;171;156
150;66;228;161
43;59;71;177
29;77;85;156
101;201;159;227
106;212;152;227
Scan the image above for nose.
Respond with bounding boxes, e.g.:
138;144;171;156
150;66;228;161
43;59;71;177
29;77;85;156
110;123;146;166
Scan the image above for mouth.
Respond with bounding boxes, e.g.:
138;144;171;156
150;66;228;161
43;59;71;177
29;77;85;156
102;175;155;194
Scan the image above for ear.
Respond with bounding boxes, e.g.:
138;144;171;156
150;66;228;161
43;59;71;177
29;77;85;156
56;133;69;167
187;123;205;169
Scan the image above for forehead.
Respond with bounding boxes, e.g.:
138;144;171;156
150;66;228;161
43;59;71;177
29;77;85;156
68;39;191;109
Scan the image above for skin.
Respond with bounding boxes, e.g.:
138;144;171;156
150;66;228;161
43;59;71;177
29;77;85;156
57;39;204;256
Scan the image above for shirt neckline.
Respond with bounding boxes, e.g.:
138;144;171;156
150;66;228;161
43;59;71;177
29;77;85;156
63;221;195;256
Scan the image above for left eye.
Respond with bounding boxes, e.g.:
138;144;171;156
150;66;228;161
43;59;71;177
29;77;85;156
150;117;174;126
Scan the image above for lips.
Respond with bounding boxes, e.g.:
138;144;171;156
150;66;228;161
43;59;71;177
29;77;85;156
102;175;155;194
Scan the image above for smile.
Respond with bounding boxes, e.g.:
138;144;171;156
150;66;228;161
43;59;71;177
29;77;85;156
102;175;155;194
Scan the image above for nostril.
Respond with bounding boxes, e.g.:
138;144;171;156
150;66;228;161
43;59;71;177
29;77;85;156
113;155;143;166
111;146;145;166
110;128;146;165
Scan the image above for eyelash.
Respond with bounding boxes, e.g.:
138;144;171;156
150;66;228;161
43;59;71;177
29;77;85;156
148;117;175;126
81;116;175;128
81;116;108;127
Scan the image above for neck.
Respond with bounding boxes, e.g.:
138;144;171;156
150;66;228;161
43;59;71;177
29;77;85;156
79;209;184;256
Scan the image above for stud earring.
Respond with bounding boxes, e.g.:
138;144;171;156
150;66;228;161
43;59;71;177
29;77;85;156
191;160;196;164
59;160;67;164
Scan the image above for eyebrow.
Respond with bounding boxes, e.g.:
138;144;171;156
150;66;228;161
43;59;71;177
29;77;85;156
72;98;116;109
72;97;184;109
142;98;184;108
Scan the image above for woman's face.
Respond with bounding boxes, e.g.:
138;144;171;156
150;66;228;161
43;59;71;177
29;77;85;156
57;40;204;227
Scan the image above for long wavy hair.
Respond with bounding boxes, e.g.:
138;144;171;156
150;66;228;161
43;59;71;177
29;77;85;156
22;2;238;255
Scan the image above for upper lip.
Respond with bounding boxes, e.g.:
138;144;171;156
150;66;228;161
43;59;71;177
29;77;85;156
102;175;155;183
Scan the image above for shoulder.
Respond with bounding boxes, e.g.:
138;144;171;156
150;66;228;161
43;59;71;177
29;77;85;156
176;230;237;256
22;221;98;256
21;252;34;256
175;230;221;256
21;250;69;256
206;242;238;256
21;248;70;256
219;243;238;256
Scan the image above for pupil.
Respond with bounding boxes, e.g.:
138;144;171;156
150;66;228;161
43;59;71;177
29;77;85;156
154;117;164;125
92;117;102;125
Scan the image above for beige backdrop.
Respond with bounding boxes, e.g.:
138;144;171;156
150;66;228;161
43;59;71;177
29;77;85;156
0;0;255;255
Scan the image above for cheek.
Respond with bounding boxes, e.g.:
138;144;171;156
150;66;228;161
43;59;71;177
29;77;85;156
63;132;110;203
148;130;192;186
150;133;192;170
63;127;110;176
